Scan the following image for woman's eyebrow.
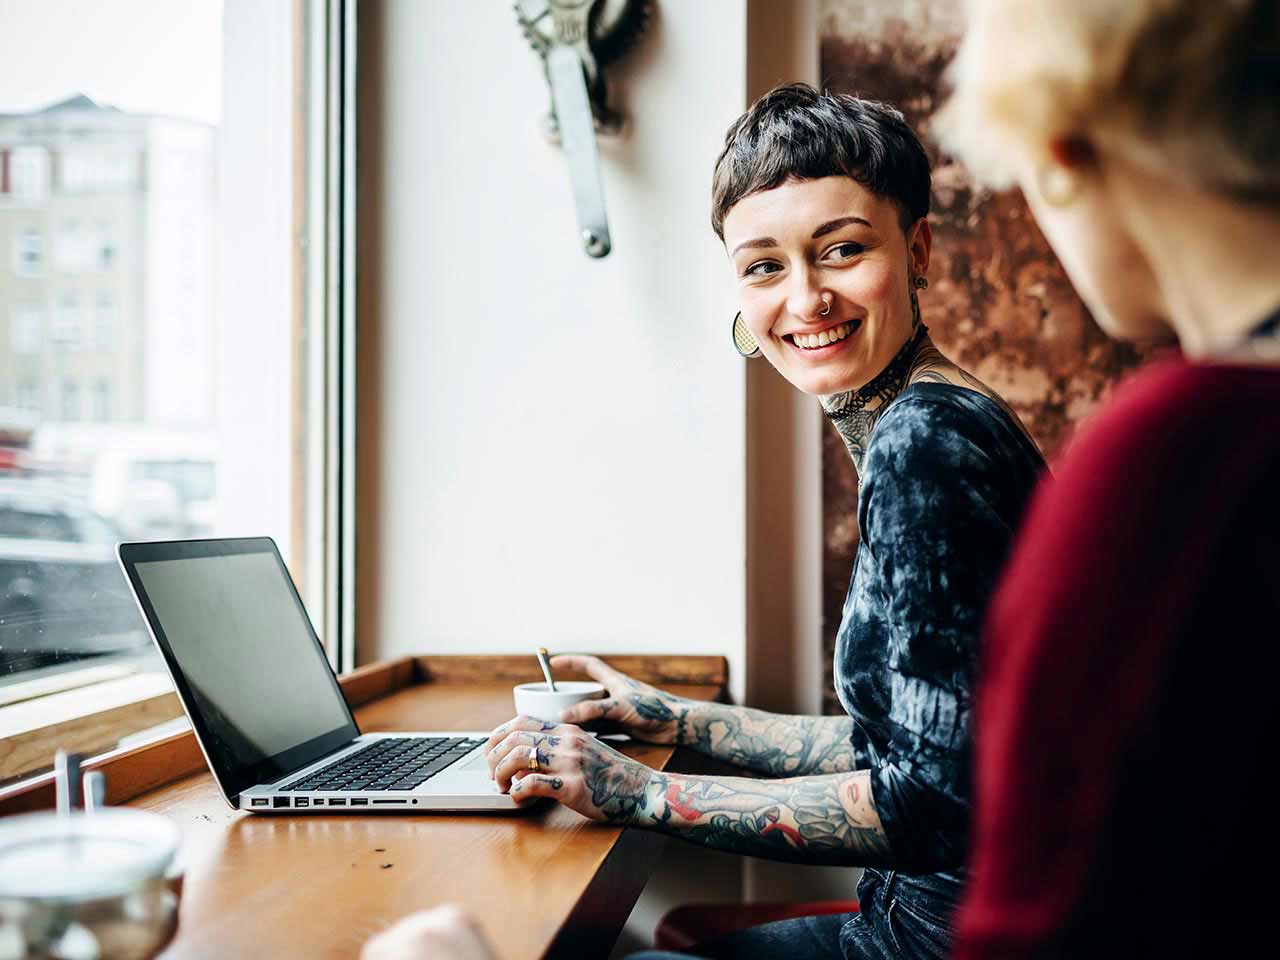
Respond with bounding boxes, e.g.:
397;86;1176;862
730;215;873;256
730;236;778;256
812;216;872;238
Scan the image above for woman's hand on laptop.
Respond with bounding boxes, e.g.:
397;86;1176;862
485;718;659;824
550;654;691;745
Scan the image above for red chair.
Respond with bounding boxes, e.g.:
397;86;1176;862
654;900;860;951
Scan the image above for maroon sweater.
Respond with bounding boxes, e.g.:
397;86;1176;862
953;358;1280;959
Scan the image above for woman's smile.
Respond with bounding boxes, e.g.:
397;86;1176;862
783;317;863;356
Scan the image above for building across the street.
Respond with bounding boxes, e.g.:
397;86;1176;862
0;93;216;431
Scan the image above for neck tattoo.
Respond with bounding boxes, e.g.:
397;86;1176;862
820;324;929;475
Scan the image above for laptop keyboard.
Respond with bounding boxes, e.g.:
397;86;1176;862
281;736;486;792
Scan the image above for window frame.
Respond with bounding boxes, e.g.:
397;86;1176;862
0;0;359;800
325;0;359;675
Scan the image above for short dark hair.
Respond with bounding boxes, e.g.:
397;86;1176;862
711;83;932;240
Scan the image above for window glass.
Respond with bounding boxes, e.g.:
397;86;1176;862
54;218;92;271
51;295;82;348
76;509;119;545
59;379;79;420
16;381;38;410
95;221;116;271
93;295;114;349
91;378;111;421
12;228;43;277
9;307;41;354
0;0;328;789
9;146;50;202
0;504;77;542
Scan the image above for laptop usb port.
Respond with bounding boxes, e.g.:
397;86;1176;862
251;798;268;807
328;798;346;806
350;798;368;806
273;796;290;808
295;797;310;807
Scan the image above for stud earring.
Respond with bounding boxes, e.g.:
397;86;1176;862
912;276;929;290
732;312;761;358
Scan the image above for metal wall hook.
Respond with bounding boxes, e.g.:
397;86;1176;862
515;0;651;258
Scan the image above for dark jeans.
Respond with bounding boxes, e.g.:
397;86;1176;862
627;868;955;960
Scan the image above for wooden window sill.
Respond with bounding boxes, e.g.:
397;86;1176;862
0;669;182;785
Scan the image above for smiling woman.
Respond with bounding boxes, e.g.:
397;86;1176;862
479;85;1048;960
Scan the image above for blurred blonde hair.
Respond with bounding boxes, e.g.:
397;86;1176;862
933;0;1280;201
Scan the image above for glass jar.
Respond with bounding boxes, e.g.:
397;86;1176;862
0;808;180;960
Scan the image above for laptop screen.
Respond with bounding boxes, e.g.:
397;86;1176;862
119;538;358;803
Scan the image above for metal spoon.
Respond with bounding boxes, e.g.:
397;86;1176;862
535;647;557;692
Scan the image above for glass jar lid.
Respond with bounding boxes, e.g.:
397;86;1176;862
0;809;179;902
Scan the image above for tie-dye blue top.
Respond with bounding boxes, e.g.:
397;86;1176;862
835;383;1045;878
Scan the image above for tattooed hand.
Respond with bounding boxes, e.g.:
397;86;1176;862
484;717;892;865
485;716;658;823
549;655;690;745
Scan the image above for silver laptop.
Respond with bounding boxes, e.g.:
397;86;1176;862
117;537;517;813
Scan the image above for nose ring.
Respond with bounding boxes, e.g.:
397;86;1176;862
819;295;831;316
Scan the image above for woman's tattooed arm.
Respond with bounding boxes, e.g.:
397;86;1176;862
639;769;891;866
550;654;857;775
490;721;886;866
679;702;858;777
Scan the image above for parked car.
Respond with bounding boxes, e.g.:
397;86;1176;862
28;424;217;540
0;479;147;675
91;451;216;540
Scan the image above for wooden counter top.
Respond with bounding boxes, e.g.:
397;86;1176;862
120;658;725;959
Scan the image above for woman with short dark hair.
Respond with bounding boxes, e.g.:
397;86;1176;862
485;83;1045;960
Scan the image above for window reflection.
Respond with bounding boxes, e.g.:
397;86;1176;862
0;0;325;791
1;71;219;683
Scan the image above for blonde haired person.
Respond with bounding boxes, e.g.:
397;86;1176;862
933;1;1280;957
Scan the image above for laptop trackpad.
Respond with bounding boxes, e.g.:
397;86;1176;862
456;751;489;773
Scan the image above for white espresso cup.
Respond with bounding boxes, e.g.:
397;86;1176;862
513;681;607;723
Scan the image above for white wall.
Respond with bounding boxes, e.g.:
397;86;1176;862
356;0;749;704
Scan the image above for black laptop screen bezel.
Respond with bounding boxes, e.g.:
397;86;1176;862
117;537;359;805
